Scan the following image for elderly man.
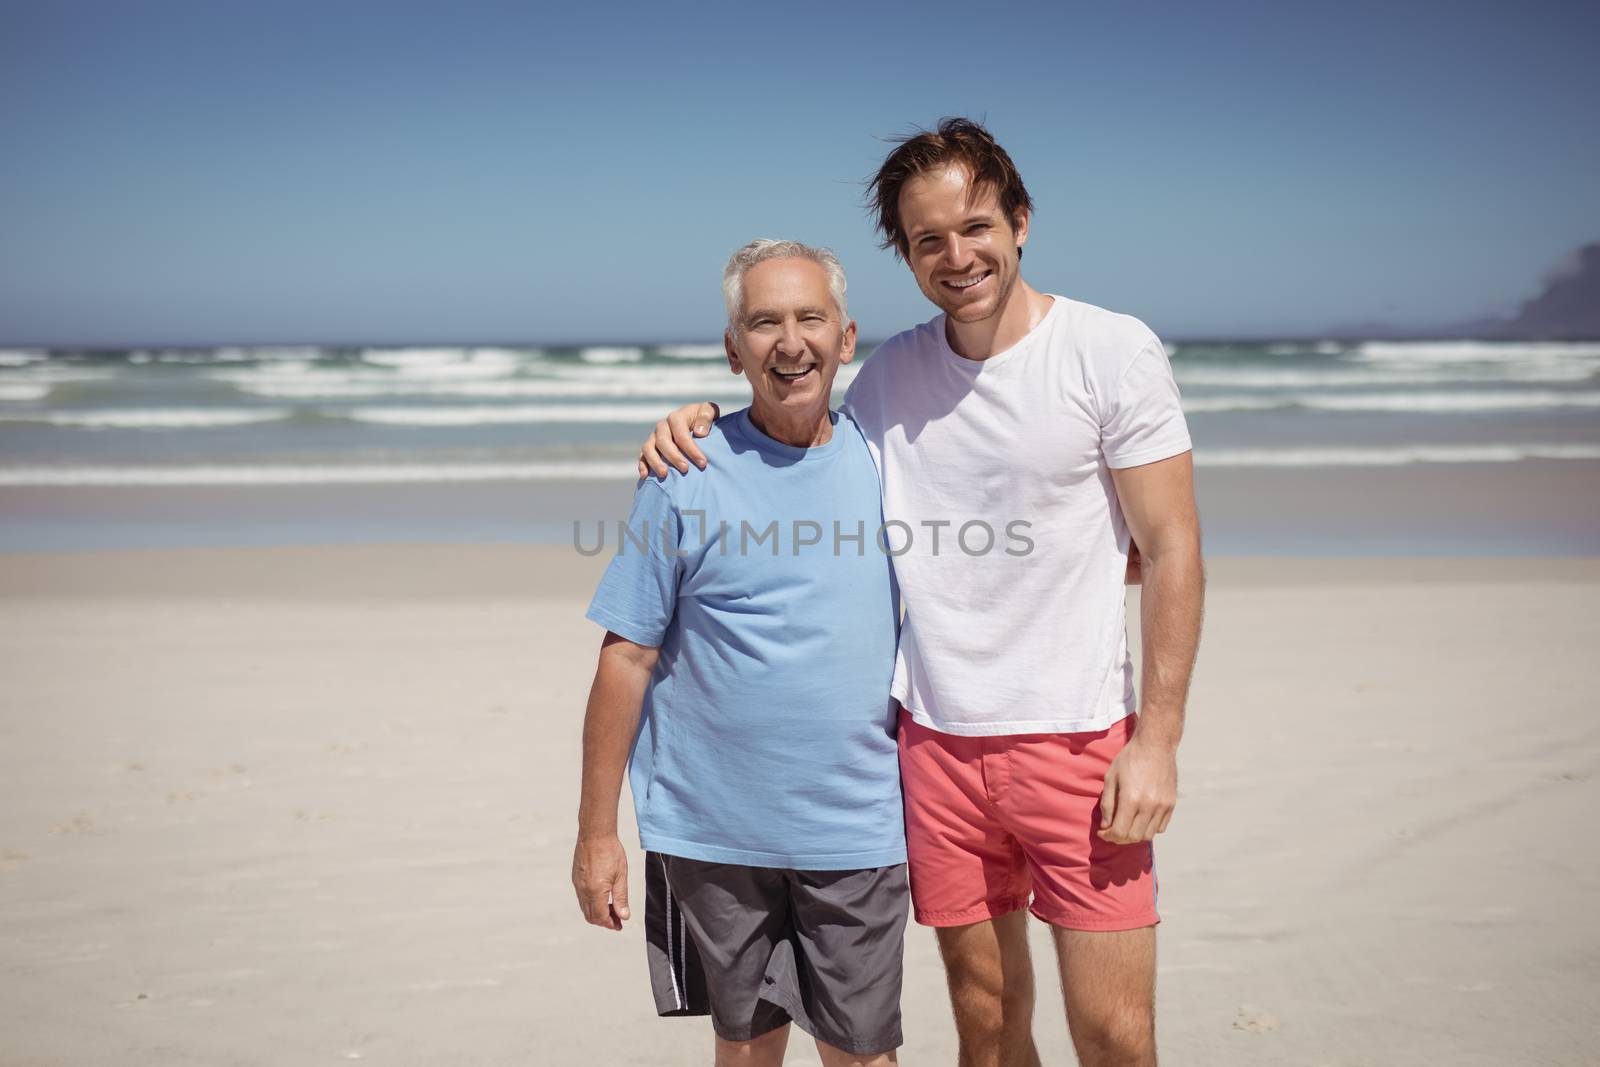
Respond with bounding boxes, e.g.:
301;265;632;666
573;240;907;1066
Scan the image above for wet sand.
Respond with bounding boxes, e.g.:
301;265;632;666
3;456;1599;555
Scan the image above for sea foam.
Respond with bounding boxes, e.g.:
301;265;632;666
0;461;635;486
230;378;765;401
1353;341;1600;363
1300;390;1600;413
1197;444;1600;467
344;403;679;426
1181;391;1600;414
224;360;860;401
359;348;527;376
579;347;645;364
1173;364;1597;388
656;344;726;360
0;408;294;429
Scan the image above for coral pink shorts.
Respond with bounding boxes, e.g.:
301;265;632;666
897;707;1160;931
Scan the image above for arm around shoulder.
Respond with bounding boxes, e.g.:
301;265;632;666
638;401;722;478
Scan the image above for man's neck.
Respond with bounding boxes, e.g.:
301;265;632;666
748;403;833;449
945;279;1052;361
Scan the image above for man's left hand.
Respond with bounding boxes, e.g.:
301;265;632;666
1097;732;1178;844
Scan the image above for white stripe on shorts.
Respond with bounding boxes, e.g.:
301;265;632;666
661;853;684;1010
677;903;687;1004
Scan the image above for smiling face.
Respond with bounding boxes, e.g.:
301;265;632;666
725;256;856;441
899;163;1030;325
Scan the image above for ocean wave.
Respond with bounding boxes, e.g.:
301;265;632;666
231;377;764;400
0;460;635;487
218;357;855;385
0;408;293;429
1197;444;1600;467
0;383;51;401
1174;364;1596;387
1300;390;1600;412
0;350;48;366
153;350;271;364
1;366;122;383
208;346;325;362
529;360;864;388
1177;368;1416;388
1264;341;1347;357
227;361;860;400
580;346;645;364
1353;341;1600;364
656;343;726;360
345;403;678;426
1181;390;1600;414
1180;397;1286;413
196;354;1596;407
113;348;275;365
210;354;524;389
211;360;317;379
11;385;1594;430
358;350;522;379
359;347;529;372
361;348;479;367
535;363;734;383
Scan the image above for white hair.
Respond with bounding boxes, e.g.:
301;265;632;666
722;239;849;332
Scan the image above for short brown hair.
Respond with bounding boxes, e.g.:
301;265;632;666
868;117;1035;260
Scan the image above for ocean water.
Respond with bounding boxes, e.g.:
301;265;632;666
2;339;1598;553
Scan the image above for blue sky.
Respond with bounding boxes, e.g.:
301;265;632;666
1;0;1596;344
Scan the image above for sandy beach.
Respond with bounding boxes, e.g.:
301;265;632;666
1;545;1596;1065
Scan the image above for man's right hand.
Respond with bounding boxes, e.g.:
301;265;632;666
638;401;721;478
572;832;631;931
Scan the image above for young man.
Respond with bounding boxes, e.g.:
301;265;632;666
641;120;1204;1067
574;240;908;1066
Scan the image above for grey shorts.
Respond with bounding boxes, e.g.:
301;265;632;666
645;851;909;1055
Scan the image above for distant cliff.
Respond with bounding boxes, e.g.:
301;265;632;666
1496;242;1600;339
1323;240;1600;340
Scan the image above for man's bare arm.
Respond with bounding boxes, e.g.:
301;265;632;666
1099;451;1204;844
638;400;1143;584
572;632;660;930
638;401;721;478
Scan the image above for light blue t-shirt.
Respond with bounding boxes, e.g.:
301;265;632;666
585;407;904;870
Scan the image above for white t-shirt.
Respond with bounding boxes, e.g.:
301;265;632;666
842;295;1191;736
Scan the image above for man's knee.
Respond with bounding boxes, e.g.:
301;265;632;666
714;1024;790;1067
944;946;1012;996
1071;1006;1155;1067
815;1041;897;1067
